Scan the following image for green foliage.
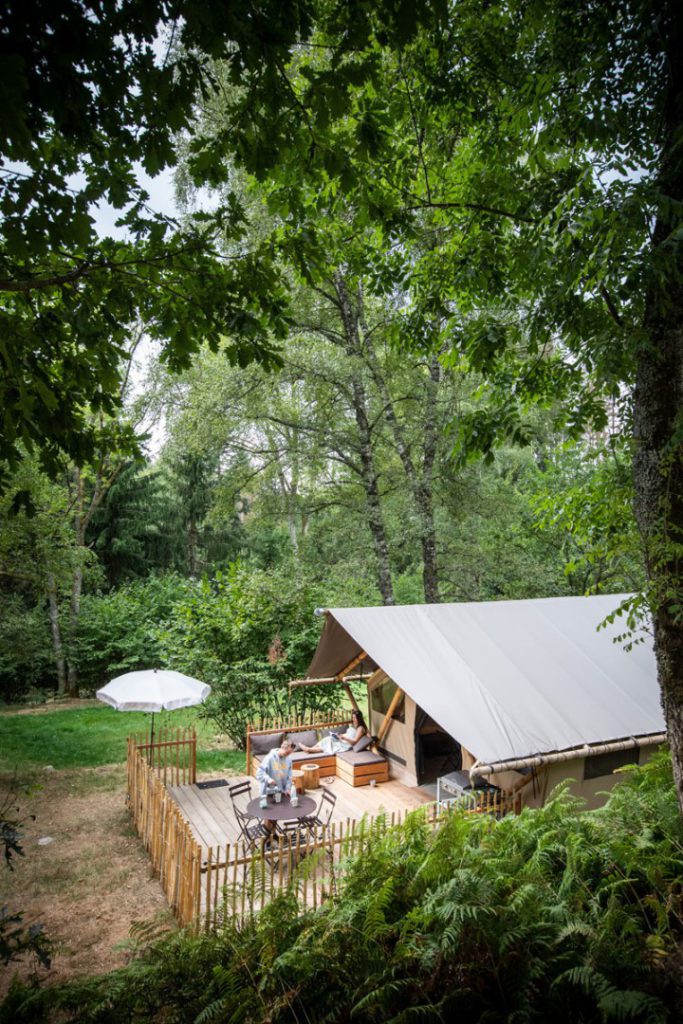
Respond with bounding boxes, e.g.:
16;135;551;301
6;754;682;1023
157;563;341;748
86;463;187;587
70;574;193;693
0;905;51;973
532;440;644;597
178;0;682;635
0;596;53;702
0;0;321;483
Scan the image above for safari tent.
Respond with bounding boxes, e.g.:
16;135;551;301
300;594;667;809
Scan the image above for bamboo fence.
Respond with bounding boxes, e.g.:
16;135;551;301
127;728;517;933
127;729;203;929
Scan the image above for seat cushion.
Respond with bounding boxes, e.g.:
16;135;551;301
289;750;336;766
250;731;284;755
337;750;387;766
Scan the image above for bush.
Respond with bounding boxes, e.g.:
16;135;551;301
0;596;55;703
70;574;193;692
157;563;342;747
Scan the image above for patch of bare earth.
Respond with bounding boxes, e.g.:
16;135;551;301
0;698;101;717
0;764;174;997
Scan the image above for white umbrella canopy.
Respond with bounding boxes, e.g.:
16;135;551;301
96;668;211;712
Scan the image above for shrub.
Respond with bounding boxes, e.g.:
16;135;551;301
157;563;342;747
70;574;193;692
0;596;55;703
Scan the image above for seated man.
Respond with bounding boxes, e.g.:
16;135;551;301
256;737;297;802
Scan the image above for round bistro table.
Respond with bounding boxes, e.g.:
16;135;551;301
246;793;317;821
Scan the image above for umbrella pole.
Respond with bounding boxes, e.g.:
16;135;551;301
149;711;155;766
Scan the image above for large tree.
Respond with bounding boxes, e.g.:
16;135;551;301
180;0;683;809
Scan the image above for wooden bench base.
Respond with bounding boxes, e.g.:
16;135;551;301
252;747;389;789
336;757;390;788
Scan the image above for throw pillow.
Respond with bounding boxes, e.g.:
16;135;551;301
250;730;285;755
286;729;318;748
353;733;374;753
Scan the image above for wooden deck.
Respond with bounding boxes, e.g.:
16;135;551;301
168;774;433;852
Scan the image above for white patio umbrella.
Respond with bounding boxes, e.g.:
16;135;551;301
96;668;211;744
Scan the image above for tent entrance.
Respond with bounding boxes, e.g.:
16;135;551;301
414;708;461;785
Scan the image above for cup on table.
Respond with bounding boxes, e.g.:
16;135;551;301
274;791;282;804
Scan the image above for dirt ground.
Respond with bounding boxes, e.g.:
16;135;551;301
0;698;102;717
0;763;174;997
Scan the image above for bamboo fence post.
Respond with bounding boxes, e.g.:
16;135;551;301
204;847;213;932
329;822;336;899
232;843;239;920
193;844;201;932
312;831;319;911
301;830;310;909
241;841;247;922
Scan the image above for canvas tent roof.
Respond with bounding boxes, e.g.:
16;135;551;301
307;594;664;765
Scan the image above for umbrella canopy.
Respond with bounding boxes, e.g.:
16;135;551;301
96;669;211;713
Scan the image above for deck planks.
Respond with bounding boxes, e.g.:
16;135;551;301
167;774;433;854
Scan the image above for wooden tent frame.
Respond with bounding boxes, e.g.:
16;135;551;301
289;657;404;753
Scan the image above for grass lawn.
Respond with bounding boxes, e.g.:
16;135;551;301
0;704;244;774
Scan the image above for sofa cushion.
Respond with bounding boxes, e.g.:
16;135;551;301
250;730;284;755
289;749;334;766
337;750;387;766
353;733;374;752
286;729;318;748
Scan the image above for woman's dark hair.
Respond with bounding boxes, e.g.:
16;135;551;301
351;708;367;732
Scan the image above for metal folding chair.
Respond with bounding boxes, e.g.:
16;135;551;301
300;787;337;837
274;818;312;868
228;780;270;847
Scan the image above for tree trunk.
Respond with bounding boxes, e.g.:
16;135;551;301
267;423;300;557
66;468;86;697
418;355;441;603
632;6;683;814
66;563;83;697
65;461;117;696
47;575;67;695
187;519;200;576
335;272;395;604
357;285;441;602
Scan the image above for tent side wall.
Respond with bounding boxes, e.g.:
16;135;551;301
368;672;419;786
489;744;656;811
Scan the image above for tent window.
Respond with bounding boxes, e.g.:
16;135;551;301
371;680;405;722
583;748;638;781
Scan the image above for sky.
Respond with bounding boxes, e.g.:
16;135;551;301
94;165;181;458
91;164;179;238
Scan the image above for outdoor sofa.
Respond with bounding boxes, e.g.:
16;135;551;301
247;721;389;787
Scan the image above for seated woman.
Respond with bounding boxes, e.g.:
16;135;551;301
299;709;368;755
